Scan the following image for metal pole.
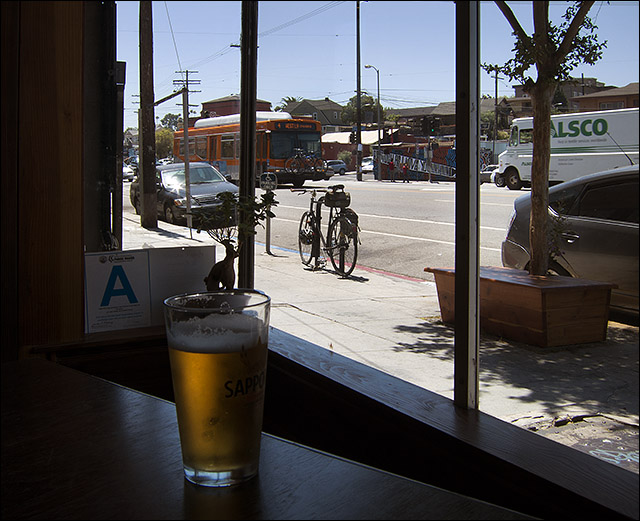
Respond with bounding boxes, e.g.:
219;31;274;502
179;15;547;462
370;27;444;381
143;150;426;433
355;0;362;181
238;0;258;289
265;198;272;255
182;81;192;237
376;67;381;163
365;64;381;180
493;67;498;162
374;66;381;180
113;60;126;248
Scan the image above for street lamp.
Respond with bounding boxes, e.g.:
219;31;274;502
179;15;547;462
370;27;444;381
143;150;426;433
365;64;381;180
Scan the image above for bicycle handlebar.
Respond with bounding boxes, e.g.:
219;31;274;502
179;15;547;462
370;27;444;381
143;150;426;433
291;184;345;195
290;188;328;194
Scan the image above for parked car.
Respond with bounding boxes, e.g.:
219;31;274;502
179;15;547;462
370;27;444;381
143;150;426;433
129;162;239;226
326;159;348;176
122;163;136;182
362;156;374;173
502;164;639;319
125;156;139;174
480;163;498;184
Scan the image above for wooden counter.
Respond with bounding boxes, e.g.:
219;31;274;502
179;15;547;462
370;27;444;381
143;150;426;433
1;358;532;520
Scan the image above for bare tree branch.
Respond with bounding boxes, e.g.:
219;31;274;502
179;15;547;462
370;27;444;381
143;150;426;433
555;1;595;65
496;0;533;46
495;1;533;52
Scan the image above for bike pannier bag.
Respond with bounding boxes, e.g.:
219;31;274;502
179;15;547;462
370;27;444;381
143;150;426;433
324;191;351;208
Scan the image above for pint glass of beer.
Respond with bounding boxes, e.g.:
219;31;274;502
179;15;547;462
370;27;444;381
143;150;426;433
163;290;270;487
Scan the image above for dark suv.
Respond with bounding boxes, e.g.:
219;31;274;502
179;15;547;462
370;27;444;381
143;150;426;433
502;165;639;318
129;162;239;226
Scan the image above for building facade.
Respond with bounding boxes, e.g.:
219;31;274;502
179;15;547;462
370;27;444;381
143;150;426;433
283;98;345;132
570;82;639;111
201;95;272;117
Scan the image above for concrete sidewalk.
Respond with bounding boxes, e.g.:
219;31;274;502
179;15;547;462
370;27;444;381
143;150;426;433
121;210;639;473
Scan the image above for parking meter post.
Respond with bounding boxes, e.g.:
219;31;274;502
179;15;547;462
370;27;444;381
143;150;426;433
259;172;277;255
265;197;272;255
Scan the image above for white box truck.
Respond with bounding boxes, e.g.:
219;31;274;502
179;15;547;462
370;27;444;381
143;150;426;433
495;107;638;190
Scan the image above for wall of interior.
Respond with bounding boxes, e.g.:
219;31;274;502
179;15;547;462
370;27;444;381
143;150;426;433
2;1;86;360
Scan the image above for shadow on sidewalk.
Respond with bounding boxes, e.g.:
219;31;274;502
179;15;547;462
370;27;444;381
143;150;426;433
393;319;639;424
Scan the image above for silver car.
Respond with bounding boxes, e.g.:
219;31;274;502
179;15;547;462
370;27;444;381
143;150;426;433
129;162;239;226
502;165;639;319
326;159;347;175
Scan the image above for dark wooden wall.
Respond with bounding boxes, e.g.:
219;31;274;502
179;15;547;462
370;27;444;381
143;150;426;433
2;1;85;361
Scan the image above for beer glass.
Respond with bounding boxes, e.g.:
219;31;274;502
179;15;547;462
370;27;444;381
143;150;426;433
164;290;270;487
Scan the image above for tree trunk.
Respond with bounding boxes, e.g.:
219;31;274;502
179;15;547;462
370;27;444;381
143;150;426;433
528;79;556;276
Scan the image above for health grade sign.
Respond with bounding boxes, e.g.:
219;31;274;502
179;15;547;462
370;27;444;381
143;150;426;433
84;246;215;333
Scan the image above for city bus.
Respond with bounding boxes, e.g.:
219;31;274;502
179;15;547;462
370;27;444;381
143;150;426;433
497;107;639;190
173;111;328;187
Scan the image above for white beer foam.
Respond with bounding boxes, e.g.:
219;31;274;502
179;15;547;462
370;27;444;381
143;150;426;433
167;312;267;354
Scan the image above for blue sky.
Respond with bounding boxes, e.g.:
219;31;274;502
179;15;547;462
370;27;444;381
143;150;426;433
116;1;639;129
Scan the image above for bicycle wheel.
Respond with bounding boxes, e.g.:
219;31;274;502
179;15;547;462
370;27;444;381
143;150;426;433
312;158;326;174
287;157;303;174
298;211;316;266
327;215;358;277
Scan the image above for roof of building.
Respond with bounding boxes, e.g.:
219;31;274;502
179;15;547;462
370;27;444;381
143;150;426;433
385;106;436;118
414;98;507;117
570;82;639;100
202;94;271;104
322;130;381;145
284;98;343;113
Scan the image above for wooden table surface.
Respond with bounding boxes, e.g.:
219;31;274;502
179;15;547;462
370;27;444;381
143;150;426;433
1;358;534;520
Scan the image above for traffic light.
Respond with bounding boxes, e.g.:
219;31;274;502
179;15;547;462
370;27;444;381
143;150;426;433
421;117;430;136
349;131;356;144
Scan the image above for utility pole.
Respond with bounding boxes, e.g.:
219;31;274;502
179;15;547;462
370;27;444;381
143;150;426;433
113;61;126;247
173;71;200;236
139;0;157;229
355;0;362;181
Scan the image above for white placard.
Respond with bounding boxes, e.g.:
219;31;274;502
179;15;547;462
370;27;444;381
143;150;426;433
84;246;216;333
84;251;151;333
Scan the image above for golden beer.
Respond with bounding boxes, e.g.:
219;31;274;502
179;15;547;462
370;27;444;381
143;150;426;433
164;291;270;487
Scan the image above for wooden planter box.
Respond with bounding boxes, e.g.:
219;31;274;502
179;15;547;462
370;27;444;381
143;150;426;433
424;266;616;348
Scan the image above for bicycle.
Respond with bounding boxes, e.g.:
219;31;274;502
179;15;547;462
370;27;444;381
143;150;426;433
292;184;359;277
285;148;326;175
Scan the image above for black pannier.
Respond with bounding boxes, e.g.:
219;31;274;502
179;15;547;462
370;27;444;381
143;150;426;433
324;190;351;208
342;207;359;229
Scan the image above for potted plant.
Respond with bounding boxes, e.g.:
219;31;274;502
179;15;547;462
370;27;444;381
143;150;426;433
427;2;616;347
195;191;277;290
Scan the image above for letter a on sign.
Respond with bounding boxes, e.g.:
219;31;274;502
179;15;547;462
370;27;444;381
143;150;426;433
101;265;139;306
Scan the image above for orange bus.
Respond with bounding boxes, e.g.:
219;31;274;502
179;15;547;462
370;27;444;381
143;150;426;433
173;112;328;187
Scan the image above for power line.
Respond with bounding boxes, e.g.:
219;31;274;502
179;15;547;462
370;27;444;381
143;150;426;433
258;1;344;38
185;1;345;70
164;1;183;79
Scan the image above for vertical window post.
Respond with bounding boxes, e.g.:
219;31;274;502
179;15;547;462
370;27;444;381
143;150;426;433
454;0;481;409
238;1;258;289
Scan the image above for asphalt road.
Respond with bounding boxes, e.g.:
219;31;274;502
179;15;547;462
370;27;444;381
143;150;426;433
122;173;526;280
253;173;524;280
